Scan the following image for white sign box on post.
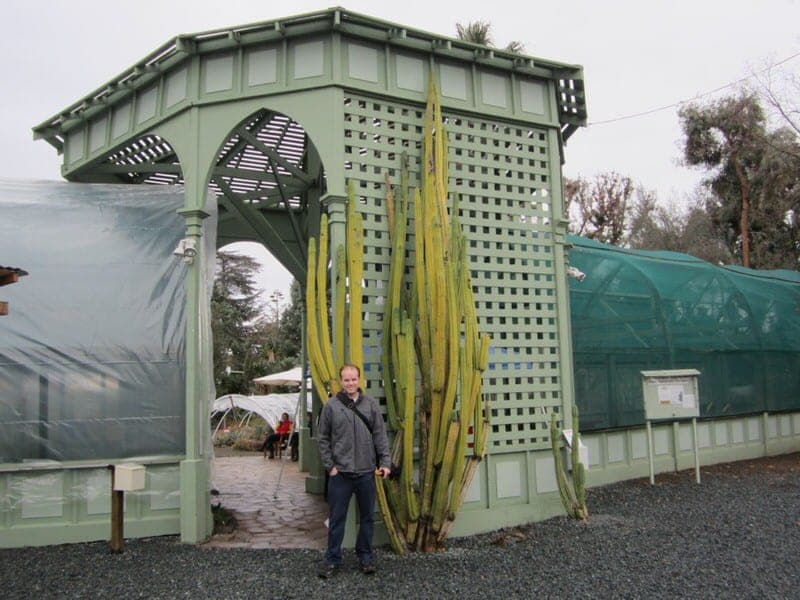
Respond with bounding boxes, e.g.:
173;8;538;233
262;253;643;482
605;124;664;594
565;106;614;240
641;369;700;420
640;369;701;485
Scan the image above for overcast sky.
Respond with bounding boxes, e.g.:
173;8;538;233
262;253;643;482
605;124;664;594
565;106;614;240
3;0;799;299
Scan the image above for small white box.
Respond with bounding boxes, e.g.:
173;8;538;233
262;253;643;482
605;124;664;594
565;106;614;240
113;464;146;491
561;429;589;471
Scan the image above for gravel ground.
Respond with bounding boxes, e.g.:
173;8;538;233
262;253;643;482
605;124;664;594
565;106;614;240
1;453;797;599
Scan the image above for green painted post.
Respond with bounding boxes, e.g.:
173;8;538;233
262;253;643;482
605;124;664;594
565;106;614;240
550;127;576;427
177;206;211;543
323;193;348;358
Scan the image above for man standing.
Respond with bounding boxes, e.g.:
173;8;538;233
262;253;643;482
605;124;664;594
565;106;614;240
317;364;391;577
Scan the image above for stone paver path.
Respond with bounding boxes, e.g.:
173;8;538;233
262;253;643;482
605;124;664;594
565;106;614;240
205;455;328;550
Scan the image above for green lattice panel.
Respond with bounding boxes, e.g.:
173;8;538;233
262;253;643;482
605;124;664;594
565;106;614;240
342;95;423;406
343;92;562;453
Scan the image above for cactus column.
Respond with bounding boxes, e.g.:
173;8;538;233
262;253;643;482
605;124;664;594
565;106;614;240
306;80;491;553
376;80;491;553
550;405;588;521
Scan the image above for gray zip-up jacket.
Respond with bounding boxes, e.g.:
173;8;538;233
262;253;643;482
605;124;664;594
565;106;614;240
317;390;391;474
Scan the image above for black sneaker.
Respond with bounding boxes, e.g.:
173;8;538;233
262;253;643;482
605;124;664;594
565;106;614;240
318;563;338;579
359;562;376;575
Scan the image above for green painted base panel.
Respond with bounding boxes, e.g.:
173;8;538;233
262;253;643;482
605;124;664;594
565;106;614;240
372;412;800;546
449;494;564;539
0;516;180;549
583;413;800;489
370;494;563;547
1;413;797;549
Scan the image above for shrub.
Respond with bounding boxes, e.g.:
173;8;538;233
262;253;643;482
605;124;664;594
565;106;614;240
213;423;264;450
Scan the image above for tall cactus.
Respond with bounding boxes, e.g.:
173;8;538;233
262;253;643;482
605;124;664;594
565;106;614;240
550;405;588;521
306;77;491;553
305;186;363;401
378;78;491;552
346;183;364;386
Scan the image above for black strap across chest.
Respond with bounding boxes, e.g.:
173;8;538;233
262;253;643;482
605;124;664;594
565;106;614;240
340;395;373;434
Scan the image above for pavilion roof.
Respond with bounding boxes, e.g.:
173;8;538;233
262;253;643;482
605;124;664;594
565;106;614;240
32;7;586;148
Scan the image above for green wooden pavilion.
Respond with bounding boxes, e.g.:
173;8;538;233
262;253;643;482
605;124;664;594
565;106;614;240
28;7;588;545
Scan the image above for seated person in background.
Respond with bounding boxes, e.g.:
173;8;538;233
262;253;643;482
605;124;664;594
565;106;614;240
261;412;293;459
286;411;311;461
289;430;299;461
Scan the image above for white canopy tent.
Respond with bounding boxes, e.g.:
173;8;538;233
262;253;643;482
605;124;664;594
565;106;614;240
252;367;303;388
211;393;300;438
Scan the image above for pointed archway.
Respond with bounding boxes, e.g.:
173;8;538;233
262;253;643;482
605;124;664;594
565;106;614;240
210;109;325;281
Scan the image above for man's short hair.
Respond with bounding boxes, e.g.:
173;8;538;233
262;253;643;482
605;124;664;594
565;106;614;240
339;363;361;378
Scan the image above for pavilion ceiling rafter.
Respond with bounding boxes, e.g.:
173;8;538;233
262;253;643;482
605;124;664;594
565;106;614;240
215;177;307;279
206;110;322;265
230;183;309;206
83;110;321;220
211;111;319;211
214;112;275;167
91;134;184;185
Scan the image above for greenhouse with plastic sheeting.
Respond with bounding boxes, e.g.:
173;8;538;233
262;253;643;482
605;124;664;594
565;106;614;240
567;235;800;431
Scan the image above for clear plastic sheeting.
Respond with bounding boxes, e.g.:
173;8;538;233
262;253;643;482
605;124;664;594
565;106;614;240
0;464;182;518
0;181;189;463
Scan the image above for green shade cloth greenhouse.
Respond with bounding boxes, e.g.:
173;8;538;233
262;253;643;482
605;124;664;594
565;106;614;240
567;235;800;430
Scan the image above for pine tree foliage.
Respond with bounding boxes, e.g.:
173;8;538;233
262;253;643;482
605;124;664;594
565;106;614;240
211;252;302;395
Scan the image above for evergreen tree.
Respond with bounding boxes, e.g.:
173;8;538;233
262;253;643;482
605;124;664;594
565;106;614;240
565;172;733;265
277;280;303;359
211;251;262;395
211;252;304;395
627;192;733;265
679;92;800;269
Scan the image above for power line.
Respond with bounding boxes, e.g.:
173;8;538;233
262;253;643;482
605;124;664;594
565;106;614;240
588;50;800;127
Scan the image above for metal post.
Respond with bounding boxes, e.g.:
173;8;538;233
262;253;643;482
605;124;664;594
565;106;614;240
692;417;701;484
274;393;303;500
672;421;680;473
646;420;655;485
299;304;308;467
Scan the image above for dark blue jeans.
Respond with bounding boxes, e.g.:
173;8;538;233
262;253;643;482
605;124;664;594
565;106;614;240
325;472;376;566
